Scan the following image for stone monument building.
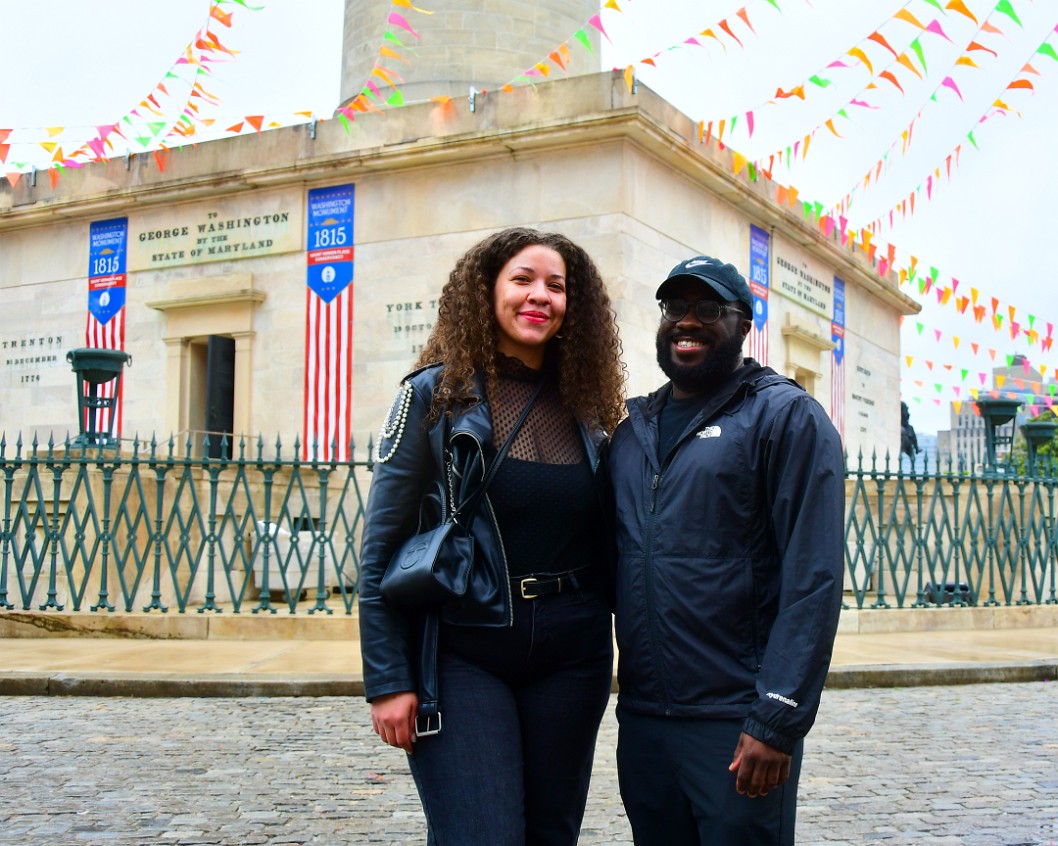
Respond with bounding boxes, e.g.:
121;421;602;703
0;0;918;461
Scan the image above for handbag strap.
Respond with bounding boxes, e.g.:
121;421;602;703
452;378;545;529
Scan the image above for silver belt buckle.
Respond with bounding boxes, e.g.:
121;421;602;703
415;712;442;737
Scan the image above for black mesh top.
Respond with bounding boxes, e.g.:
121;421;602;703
487;355;604;578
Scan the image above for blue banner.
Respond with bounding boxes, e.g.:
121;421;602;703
306;184;355;303
832;277;846;364
748;224;770;332
87;218;128;325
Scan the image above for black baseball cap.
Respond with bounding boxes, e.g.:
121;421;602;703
656;255;753;313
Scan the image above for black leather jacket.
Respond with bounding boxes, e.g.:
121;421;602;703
358;363;607;702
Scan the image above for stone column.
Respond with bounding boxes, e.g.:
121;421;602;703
340;0;601;107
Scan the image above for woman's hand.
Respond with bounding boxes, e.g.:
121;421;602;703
370;691;419;754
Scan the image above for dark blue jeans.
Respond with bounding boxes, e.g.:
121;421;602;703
616;707;803;846
407;588;613;846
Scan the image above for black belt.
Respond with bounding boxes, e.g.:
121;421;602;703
513;566;591;600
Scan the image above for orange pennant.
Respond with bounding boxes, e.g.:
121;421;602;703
867;32;898;58
945;0;977;23
893;9;927;29
847;47;873;74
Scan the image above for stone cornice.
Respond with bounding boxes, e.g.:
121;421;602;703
1;72;919;316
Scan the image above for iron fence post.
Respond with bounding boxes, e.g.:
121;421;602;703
41;438;66;611
144;437;171;613
0;435;19;610
91;456;118;612
252;437;280;615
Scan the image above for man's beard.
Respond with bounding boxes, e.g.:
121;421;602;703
655;329;745;394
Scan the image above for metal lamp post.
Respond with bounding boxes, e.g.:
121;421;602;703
974;397;1022;472
1021;419;1058;474
67;348;132;448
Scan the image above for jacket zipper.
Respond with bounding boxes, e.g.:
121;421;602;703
459;429;514;627
643;467;672;714
485;494;514;627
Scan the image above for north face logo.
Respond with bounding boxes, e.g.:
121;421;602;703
696;426;722;439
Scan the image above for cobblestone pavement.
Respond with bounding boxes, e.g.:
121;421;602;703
1;683;1056;845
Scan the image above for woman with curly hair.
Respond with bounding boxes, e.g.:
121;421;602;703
359;226;624;845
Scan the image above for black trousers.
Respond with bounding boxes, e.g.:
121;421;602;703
407;588;613;846
616;705;803;846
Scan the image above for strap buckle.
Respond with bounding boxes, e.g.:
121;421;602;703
415;712;442;737
520;575;545;600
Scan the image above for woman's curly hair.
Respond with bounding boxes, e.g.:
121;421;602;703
415;227;625;432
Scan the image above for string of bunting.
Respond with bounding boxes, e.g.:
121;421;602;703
1;0;258;186
610;5;1058;390
333;0;435;122
835;19;1058;233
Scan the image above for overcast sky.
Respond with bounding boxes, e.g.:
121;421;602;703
2;0;1055;435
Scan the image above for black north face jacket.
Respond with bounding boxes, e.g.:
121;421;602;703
609;360;844;754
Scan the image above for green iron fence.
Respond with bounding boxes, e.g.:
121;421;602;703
2;434;1057;614
845;451;1058;609
0;434;371;615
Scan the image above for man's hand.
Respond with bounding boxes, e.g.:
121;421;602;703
728;732;792;798
370;691;419;754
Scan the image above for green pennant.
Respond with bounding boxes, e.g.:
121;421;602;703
1007;355;1015;367
337;112;352;135
910;38;927;73
935;384;943;394
803;201;813;220
387;89;405;107
967;130;978;150
148;122;167;136
814;201;824;219
1028;314;1037;328
730;115;738;133
384;31;405;47
995;0;1021;27
764;0;780;7
808;75;831;88
961;369;969;381
136;137;152;148
747;162;757;181
837;108;848;119
919;0;943;9
1038;43;1058;63
574;29;593;52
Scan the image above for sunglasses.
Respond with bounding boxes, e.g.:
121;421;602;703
658;298;745;324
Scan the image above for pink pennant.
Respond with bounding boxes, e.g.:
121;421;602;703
387;11;422;39
926;20;952;42
941;76;963;100
587;14;613;44
746;110;755;138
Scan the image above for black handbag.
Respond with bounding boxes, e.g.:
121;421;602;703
379;380;543;611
